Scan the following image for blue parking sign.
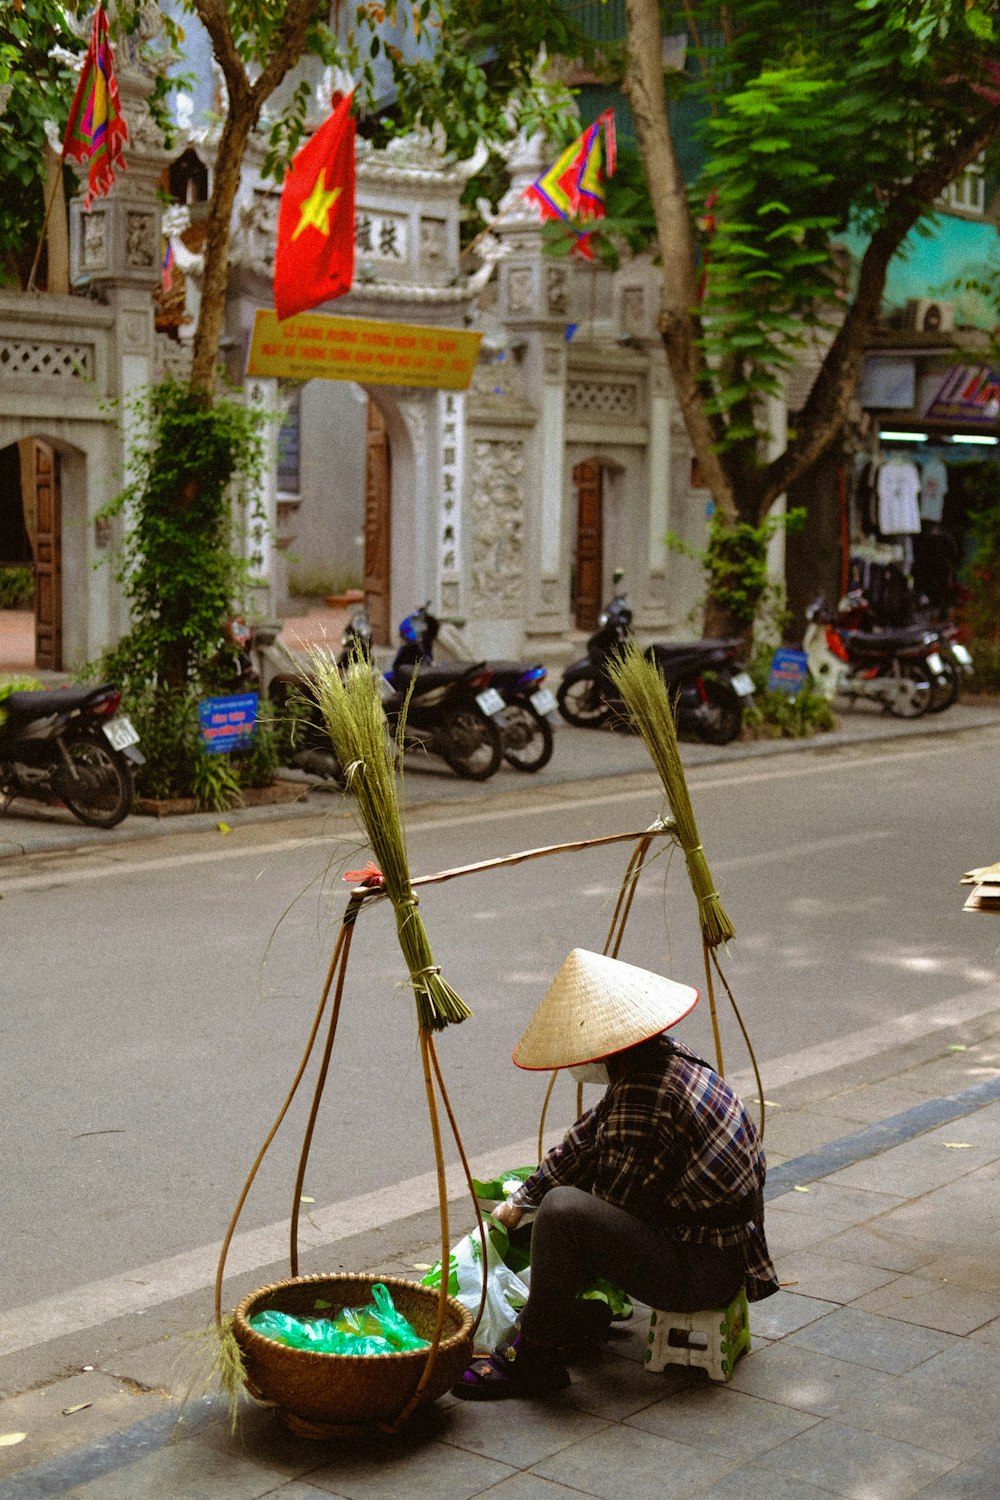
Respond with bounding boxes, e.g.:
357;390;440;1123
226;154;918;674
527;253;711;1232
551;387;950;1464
767;648;809;698
198;693;259;753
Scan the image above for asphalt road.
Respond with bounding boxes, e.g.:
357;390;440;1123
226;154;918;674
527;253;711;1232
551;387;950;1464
3;723;999;1396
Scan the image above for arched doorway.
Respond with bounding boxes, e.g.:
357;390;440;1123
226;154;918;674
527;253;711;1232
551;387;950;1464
0;437;62;671
363;399;392;646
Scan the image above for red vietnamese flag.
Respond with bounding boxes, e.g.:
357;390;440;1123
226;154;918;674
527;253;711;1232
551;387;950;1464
273;92;355;321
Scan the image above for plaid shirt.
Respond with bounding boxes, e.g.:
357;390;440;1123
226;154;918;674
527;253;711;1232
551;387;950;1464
511;1034;778;1301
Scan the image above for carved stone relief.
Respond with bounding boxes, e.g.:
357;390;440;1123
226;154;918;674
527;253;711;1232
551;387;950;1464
543;347;564;381
507;266;534;314
81;213;108;272
119;308;151;354
621;285;645;335
126;211;156;268
420;217;448;263
470;439;524;614
546;266;568;317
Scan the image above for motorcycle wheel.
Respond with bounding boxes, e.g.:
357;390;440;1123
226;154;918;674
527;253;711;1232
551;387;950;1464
440;707;504;781
926;659;961;714
885;662;933;718
557;675;611;728
693;680;744;745
59;735;134;828
502;702;554;773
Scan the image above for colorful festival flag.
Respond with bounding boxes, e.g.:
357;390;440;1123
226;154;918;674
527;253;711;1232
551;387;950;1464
273;92;356;322
61;4;128;209
523;110;616;260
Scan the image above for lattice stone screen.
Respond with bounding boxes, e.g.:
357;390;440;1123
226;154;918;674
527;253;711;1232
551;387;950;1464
565;379;640;421
0;339;95;380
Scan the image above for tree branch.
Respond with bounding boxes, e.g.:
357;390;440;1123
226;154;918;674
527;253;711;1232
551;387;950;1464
190;0;250;114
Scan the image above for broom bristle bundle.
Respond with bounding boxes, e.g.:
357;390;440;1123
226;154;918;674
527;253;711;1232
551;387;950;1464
608;643;735;949
309;649;472;1029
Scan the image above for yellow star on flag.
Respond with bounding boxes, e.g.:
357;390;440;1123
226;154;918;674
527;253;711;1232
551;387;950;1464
292;169;342;242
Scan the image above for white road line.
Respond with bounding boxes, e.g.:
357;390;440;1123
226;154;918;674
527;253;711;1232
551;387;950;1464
0;739;951;894
3;978;997;1361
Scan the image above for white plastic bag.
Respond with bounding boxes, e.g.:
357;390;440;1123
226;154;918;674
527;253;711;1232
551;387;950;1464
422;1228;530;1349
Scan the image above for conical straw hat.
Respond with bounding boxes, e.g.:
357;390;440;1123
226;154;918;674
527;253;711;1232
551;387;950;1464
513;948;698;1071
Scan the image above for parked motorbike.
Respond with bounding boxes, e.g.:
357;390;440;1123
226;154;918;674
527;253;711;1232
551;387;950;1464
213;615;259;688
557;579;755;745
0;681;142;827
268;606;508;782
391;604;559;773
835;588;973;714
803;598;947;717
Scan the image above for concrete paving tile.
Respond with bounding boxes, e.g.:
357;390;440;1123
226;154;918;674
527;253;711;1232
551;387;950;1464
824;1140;982;1198
767;1181;904;1225
437;1396;608;1468
848;1273;1000;1335
775;1249;899;1304
624;1382;821;1459
754;1109;860;1159
785;1307;957;1374
765;1207;861;1256
468;1476;602;1500
911;1253;1000;1293
875;1178;1000;1256
305;1437;516;1500
911;1462;1000;1499
725;1338;903;1417
561;1348;696;1421
530;1423;738;1500
749;1291;840;1339
820;1225;939;1274
63;1438;293;1500
967;1315;1000;1346
763;1418;956;1497
698;1463;857;1500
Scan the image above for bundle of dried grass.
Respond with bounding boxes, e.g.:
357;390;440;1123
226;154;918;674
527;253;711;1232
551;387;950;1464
309;650;471;1030
608;642;735;949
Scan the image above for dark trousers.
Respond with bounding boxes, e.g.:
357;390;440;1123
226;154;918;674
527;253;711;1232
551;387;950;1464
518;1185;745;1345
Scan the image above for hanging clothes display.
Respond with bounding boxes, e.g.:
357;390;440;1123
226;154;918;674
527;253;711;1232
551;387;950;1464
919;453;949;523
876;458;922;535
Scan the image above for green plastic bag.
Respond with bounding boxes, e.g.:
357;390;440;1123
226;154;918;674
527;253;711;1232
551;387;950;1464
249;1283;429;1356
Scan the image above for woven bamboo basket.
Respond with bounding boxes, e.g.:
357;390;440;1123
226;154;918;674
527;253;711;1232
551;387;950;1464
233;1273;474;1435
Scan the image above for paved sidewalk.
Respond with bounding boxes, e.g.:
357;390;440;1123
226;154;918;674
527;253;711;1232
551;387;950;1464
2;1004;1000;1500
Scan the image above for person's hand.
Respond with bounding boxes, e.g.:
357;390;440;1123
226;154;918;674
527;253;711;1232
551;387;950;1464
491;1199;523;1230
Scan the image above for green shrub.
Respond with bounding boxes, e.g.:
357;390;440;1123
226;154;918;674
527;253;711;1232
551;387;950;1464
968;640;1000;695
742;651;837;738
0;565;34;609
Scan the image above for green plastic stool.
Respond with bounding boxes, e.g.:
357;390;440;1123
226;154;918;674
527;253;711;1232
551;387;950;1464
644;1286;750;1382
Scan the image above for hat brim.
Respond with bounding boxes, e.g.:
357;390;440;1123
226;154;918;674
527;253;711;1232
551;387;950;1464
512;948;699;1071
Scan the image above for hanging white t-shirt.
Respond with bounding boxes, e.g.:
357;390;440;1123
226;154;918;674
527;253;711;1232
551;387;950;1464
919;456;949;523
877;460;922;535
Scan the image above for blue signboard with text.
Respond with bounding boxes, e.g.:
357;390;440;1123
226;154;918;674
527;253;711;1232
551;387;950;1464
198;693;258;754
767;648;809;698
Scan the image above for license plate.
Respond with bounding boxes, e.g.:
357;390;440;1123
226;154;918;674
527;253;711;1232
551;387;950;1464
951;643;973;668
102;714;139;751
730;672;755;698
926;652;944;675
476;687;506;716
530;686;557;715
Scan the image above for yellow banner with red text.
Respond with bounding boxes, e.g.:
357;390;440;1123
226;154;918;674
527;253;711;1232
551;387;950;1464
245;310;482;390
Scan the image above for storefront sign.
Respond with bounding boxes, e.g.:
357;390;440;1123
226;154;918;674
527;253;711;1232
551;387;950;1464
198;693;258;754
245;310;482;390
923;365;1000;427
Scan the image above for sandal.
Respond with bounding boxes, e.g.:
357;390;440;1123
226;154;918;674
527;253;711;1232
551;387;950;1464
451;1335;571;1402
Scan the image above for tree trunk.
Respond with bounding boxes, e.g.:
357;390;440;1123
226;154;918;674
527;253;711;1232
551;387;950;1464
189;108;254;395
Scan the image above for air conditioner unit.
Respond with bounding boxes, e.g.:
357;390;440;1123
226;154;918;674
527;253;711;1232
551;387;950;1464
904;299;955;333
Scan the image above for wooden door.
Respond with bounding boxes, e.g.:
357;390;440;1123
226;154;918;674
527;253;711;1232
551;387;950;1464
32;441;61;670
363;401;392;647
573;459;603;631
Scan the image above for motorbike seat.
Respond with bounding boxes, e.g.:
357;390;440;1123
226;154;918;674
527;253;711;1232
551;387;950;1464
2;683;116;719
842;629;930;654
392;661;487;690
649;638;742;659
